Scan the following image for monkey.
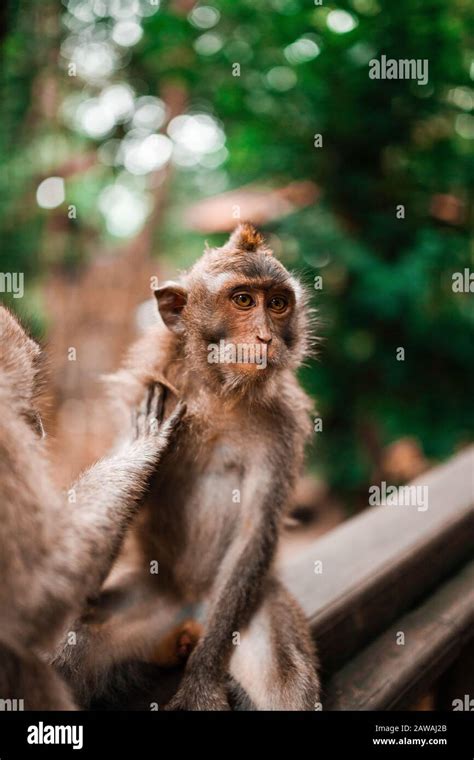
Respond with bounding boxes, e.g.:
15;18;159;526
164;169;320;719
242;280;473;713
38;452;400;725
56;223;320;711
0;306;185;709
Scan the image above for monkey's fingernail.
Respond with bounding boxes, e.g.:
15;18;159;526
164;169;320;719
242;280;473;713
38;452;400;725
145;385;154;416
156;385;166;422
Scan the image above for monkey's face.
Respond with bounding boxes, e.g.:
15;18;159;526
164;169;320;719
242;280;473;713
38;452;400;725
197;275;298;377
154;224;311;391
184;246;309;390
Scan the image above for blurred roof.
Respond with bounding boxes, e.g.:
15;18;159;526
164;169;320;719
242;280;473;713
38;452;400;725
185;181;319;233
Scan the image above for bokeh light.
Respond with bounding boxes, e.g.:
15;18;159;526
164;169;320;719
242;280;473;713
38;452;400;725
326;10;358;34
284;37;321;65
36;177;66;209
98;182;151;236
188;5;220;29
168;114;226;167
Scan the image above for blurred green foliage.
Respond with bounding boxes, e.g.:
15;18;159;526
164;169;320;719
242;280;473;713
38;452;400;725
0;1;42;303
0;0;473;501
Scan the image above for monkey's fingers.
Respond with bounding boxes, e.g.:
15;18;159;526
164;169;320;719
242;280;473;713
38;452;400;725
131;408;138;438
134;383;182;440
145;383;156;417
134;382;164;437
134;388;152;437
144;381;165;430
145;382;166;436
153;383;167;424
160;401;187;440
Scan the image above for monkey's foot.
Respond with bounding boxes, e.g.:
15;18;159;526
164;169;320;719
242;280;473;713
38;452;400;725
151;619;203;668
165;677;231;711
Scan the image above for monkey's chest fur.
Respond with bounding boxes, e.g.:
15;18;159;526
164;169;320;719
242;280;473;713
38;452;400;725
137;422;252;600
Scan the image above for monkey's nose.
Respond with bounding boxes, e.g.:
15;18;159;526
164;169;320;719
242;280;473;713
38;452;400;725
257;334;272;344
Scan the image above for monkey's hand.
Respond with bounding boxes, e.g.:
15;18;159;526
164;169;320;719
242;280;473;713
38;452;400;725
131;382;185;444
129;383;186;470
165;673;230;711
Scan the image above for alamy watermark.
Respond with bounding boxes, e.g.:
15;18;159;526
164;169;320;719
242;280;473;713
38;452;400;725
0;272;24;299
452;695;474;710
207;340;268;369
452;268;473;293
369;481;429;512
0;698;24;711
27;722;83;750
369;55;429;86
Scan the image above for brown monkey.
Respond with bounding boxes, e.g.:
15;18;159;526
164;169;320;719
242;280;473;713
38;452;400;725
63;223;320;710
0;306;184;709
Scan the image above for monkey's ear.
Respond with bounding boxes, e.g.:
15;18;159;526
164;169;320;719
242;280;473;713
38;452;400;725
154;282;188;333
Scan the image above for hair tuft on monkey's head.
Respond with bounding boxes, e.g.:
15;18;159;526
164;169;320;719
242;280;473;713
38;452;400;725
223;222;267;253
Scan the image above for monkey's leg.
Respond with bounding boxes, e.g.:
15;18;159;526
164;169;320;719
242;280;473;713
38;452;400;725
228;577;320;711
0;639;77;710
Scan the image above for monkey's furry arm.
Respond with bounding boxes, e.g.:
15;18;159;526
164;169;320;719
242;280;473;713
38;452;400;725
166;459;289;711
62;386;185;611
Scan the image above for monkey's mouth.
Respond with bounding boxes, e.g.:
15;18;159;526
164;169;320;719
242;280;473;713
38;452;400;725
206;340;273;371
228;350;282;373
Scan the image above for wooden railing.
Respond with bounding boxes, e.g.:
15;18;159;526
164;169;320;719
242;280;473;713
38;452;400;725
281;446;474;709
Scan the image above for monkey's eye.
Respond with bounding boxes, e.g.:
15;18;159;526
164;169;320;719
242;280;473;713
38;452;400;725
232;292;255;309
268;295;288;313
